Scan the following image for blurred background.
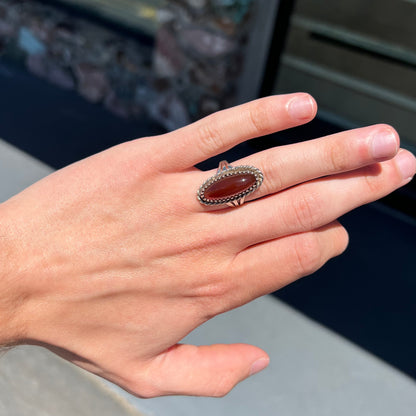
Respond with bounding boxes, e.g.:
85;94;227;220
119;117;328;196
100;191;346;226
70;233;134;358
0;0;415;382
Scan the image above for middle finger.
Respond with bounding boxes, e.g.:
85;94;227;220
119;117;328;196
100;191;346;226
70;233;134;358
237;124;399;201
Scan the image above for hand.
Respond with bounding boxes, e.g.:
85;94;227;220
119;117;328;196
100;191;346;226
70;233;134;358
0;94;414;397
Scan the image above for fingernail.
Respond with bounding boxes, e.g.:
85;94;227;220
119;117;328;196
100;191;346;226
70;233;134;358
249;357;270;376
395;150;416;181
371;129;398;160
288;95;314;120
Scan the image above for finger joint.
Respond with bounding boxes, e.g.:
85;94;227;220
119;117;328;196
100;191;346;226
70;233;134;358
247;100;273;136
326;141;350;172
195;115;226;158
291;191;324;231
292;233;323;277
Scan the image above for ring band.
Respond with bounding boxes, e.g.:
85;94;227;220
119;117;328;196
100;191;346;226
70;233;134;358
197;160;264;207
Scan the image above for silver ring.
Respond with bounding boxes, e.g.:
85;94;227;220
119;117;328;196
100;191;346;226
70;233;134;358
197;160;264;207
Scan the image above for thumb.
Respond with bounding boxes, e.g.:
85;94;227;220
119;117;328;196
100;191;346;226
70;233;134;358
137;343;269;398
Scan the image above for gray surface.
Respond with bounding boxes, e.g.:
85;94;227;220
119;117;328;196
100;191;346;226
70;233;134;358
0;347;140;416
1;138;416;415
116;297;416;416
0;138;53;201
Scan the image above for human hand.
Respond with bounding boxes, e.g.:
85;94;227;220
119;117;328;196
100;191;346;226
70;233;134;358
0;94;414;397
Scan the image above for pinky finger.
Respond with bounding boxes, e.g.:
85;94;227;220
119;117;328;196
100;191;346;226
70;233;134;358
228;222;349;308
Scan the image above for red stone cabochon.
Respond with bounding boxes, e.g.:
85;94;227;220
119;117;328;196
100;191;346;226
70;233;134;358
204;173;257;200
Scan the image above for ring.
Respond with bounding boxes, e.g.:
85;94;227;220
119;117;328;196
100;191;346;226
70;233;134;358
197;160;264;207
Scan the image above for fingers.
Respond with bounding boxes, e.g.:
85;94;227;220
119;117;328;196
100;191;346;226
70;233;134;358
128;343;269;398
215;149;415;249
228;222;349;306
154;93;317;171
239;124;400;201
190;124;400;213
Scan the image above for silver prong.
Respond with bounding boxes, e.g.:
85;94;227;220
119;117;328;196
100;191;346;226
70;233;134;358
226;196;246;208
217;160;231;173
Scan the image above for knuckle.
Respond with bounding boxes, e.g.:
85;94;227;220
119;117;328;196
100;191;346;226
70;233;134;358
247;100;273;135
258;154;284;194
337;226;350;255
193;223;232;249
291;191;324;231
196;275;231;300
212;375;235;397
135;387;161;399
196;279;233;317
292;233;323;277
124;376;162;399
363;167;384;194
188;260;235;318
196;115;225;156
326;141;350;172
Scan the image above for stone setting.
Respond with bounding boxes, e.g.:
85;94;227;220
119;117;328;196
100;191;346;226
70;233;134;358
197;165;264;206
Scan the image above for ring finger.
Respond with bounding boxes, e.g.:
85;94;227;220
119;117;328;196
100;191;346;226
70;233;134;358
214;150;414;250
195;124;399;210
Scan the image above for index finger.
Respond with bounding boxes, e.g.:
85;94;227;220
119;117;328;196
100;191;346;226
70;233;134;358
153;93;317;172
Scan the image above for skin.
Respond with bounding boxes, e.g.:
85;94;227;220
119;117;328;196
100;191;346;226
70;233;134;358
0;93;414;398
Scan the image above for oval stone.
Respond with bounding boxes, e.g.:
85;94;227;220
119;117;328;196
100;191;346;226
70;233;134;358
205;173;257;200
